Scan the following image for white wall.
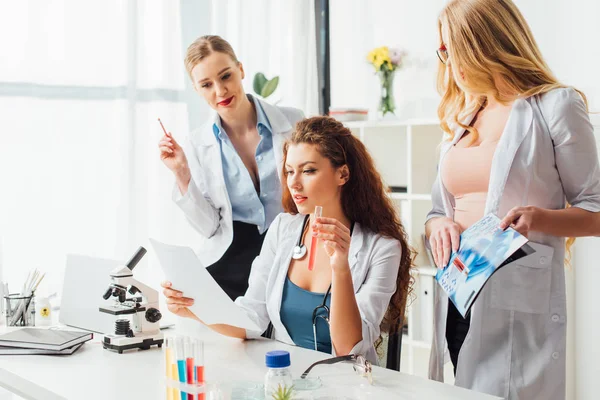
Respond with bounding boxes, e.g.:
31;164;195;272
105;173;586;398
330;0;446;119
516;0;600;112
572;114;600;400
330;0;600;120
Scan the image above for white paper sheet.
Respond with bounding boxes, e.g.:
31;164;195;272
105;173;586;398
149;238;261;332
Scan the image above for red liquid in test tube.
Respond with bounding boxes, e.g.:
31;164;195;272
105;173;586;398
194;340;205;400
308;206;323;271
184;338;194;400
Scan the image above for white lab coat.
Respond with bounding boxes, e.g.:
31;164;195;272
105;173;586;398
235;213;402;364
172;97;304;267
426;88;600;399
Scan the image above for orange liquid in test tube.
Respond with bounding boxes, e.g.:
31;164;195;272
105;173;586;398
196;366;205;400
186;357;194;400
308;206;323;271
194;339;205;400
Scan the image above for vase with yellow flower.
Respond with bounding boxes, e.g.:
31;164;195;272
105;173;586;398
367;46;406;118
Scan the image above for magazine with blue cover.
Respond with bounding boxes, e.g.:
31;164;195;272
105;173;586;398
435;213;534;318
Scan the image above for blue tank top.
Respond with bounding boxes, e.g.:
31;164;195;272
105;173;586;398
280;277;332;353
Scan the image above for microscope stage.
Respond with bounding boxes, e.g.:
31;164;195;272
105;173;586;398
99;305;145;315
102;332;164;354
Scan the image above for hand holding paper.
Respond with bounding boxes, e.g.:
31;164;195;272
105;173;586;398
435;214;542;317
150;238;261;332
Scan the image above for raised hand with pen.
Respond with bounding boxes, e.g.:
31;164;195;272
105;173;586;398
157;118;192;196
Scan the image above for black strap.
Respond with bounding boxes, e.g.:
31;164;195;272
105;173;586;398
297;214;310;247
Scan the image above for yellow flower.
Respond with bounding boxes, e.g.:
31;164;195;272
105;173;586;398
367;46;393;71
367;50;376;63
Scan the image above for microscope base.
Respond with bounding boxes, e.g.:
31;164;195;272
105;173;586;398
102;332;164;354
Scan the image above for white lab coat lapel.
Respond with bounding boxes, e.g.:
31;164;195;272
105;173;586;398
269;238;301;344
196;115;228;202
269;216;303;345
484;98;533;215
258;98;293;180
348;223;365;290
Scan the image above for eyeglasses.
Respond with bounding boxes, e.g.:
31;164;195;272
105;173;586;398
301;354;373;385
312;284;332;352
437;44;449;64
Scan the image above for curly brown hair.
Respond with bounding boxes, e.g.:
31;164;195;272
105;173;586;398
281;116;414;336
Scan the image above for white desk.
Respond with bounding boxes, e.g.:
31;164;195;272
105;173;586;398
0;323;500;400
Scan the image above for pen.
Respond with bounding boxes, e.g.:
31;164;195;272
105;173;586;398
158;118;170;137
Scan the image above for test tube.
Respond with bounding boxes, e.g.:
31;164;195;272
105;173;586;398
194;339;205;400
308;206;323;271
175;337;187;400
185;338;196;400
164;337;178;400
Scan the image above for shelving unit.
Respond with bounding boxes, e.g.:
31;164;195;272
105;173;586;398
345;118;442;376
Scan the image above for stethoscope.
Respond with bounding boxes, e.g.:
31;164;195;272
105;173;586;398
291;214;354;351
292;214;311;260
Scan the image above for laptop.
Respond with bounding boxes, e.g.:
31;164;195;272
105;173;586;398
59;254;174;334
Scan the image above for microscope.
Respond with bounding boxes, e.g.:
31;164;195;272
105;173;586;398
99;246;164;353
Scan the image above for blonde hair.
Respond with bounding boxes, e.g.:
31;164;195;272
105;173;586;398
184;35;239;80
437;0;587;142
437;0;586;260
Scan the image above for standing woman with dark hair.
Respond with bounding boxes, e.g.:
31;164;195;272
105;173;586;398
162;116;413;362
159;35;304;300
426;1;600;399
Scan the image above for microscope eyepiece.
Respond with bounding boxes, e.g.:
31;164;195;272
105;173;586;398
125;246;147;271
102;287;113;300
128;285;140;295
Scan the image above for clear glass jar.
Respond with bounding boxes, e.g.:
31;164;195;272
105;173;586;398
34;296;52;326
264;350;294;399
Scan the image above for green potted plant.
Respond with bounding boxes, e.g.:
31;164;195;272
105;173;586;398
253;72;279;100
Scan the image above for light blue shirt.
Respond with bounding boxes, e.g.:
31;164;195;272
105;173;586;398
213;95;281;234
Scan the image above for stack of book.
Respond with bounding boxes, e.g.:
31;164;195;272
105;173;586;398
0;328;93;355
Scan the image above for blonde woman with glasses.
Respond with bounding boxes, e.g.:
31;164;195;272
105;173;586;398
426;1;600;399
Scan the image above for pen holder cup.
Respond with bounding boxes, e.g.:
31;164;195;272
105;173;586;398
4;293;35;327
